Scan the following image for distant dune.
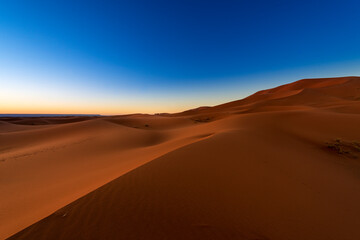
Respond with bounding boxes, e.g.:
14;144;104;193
2;77;360;240
0;114;101;117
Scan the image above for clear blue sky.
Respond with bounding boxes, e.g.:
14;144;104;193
1;0;360;114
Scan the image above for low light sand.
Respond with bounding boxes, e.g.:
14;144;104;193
2;77;360;239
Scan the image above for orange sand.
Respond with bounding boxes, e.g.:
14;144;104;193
2;77;360;239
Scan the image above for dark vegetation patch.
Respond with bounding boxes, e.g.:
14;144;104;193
191;116;213;123
325;138;360;158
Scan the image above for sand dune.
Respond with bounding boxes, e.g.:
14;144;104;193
2;77;360;239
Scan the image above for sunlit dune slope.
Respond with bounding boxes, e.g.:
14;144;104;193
2;77;360;240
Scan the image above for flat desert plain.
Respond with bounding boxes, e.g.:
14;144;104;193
2;77;360;240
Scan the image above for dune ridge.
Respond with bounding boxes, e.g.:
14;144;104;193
2;77;360;239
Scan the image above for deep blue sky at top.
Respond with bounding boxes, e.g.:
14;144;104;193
1;0;360;113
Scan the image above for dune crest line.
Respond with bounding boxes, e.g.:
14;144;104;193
1;77;360;240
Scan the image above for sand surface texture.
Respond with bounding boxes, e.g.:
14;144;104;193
2;77;360;239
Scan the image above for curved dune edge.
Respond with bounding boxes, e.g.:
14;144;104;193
2;76;360;239
0;118;218;239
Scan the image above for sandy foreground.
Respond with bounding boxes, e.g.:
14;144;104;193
1;77;360;239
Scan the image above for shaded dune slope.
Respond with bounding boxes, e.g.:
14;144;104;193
0;116;217;239
2;77;360;240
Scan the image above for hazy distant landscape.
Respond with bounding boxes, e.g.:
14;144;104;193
0;114;101;118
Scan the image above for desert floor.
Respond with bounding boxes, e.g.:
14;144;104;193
2;77;360;239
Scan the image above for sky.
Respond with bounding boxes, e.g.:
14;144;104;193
1;0;360;114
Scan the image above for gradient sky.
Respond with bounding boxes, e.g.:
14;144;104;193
1;0;360;114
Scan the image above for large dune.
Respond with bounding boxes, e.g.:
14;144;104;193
2;77;360;239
